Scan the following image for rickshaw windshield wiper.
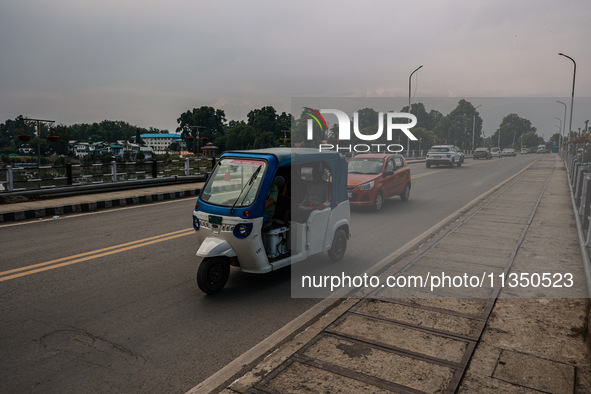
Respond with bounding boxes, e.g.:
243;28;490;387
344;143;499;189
230;165;262;214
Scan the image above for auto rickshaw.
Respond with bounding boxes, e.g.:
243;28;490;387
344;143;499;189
192;148;351;294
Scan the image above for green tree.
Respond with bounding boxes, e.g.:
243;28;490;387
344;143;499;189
292;109;325;147
400;103;444;131
520;130;543;149
549;133;561;147
408;127;439;152
490;113;536;149
433;100;482;150
176;106;227;148
248;106;278;134
223;124;256;150
247;106;292;143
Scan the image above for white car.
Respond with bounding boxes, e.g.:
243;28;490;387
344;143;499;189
490;147;502;158
501;148;517;157
426;145;465;168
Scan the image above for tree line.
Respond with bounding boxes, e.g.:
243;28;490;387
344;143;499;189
1;100;551;158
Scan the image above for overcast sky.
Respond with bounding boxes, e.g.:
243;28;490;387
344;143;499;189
1;0;589;139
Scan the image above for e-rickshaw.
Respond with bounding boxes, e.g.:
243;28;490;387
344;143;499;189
192;148;351;294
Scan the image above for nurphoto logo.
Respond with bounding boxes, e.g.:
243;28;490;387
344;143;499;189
304;107;418;153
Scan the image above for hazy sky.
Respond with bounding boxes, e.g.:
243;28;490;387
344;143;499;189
1;0;589;139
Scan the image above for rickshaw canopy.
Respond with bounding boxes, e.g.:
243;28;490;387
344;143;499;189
221;148;349;207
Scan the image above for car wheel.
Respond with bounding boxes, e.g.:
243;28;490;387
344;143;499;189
456;159;462;167
400;184;410;201
449;159;455;168
373;191;384;211
426;162;431;168
328;228;348;262
197;256;230;294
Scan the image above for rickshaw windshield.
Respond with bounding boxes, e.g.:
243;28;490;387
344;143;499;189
200;158;267;207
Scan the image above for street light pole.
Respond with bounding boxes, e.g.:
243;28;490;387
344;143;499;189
558;53;576;153
472;104;482;152
408;65;423;156
557;100;567;152
555;117;562;147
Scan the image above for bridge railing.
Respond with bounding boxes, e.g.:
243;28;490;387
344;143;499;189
562;150;591;298
0;157;215;192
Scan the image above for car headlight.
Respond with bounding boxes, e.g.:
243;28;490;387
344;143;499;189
233;223;253;239
358;181;375;191
192;215;200;231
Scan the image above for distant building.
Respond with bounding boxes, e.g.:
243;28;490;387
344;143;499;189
200;142;219;158
18;146;34;155
71;142;91;158
140;133;183;154
139;146;154;159
109;143;125;157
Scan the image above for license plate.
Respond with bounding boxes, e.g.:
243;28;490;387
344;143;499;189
347;192;352;199
209;215;222;225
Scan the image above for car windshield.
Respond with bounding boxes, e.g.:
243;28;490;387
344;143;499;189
348;158;384;174
200;158;267;207
475;148;487;151
429;147;450;152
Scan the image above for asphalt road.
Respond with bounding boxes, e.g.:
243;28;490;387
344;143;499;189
0;153;541;393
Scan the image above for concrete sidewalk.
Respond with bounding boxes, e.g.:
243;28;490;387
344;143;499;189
0;182;204;222
197;155;591;393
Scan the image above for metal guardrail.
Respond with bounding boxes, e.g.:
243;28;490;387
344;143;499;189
0;157;214;193
562;150;591;298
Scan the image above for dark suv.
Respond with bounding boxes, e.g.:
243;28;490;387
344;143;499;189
473;147;492;160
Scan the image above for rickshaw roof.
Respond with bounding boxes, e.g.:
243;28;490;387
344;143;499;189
221;148;346;167
220;147;349;207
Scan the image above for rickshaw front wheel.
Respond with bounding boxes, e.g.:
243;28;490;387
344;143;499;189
197;257;230;294
328;228;348;262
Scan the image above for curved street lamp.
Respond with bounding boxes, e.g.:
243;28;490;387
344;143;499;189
557;100;567;150
558;53;576;152
408;65;423;155
555;117;562;137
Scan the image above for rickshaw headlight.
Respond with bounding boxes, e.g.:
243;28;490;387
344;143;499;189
192;215;200;231
233;223;253;239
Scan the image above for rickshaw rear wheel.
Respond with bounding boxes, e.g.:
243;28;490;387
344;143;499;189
328;228;348;262
197;257;230;294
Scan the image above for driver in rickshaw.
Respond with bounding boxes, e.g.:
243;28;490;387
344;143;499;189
263;178;279;224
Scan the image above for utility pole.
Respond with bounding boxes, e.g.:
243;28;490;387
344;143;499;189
558;53;576;154
408;65;423;156
472;104;482;152
24;117;55;169
281;129;290;147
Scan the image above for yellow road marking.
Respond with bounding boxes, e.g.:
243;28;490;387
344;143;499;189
0;228;194;282
1;159;484;282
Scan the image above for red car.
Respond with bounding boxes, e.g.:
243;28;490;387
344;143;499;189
347;153;411;211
